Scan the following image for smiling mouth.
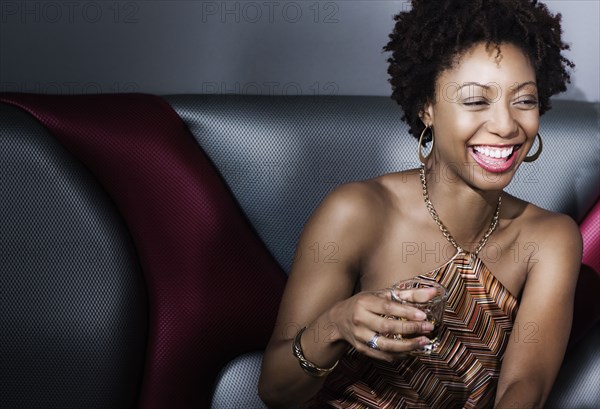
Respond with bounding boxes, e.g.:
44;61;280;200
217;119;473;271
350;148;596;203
468;144;522;173
474;144;514;158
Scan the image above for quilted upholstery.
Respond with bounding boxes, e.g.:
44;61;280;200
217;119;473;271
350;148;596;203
581;200;600;275
0;93;286;408
1;93;598;408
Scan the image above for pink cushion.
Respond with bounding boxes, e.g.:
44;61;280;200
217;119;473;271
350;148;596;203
570;199;600;347
581;200;600;275
0;93;286;408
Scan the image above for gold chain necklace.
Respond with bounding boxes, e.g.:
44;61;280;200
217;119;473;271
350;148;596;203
419;165;501;255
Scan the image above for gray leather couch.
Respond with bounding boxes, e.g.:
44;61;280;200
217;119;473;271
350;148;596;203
1;94;598;408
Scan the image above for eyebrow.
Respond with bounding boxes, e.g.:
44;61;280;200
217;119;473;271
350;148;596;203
458;81;538;92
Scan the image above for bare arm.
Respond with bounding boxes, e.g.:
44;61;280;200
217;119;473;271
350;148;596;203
494;214;582;408
258;182;430;408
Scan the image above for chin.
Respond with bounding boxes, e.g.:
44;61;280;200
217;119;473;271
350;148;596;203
468;164;520;192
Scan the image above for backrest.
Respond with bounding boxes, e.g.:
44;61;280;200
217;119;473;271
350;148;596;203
166;95;599;273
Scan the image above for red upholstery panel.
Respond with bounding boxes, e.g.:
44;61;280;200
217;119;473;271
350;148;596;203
0;93;286;408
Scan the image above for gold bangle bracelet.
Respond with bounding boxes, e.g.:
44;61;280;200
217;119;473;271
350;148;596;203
292;326;339;377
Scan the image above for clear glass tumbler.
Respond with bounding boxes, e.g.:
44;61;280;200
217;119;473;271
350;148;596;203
387;278;447;355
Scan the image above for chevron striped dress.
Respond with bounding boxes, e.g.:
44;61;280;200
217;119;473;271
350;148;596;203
308;251;519;408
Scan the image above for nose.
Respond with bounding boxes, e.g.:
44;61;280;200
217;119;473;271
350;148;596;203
487;103;518;138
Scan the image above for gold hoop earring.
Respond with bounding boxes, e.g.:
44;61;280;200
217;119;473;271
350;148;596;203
418;126;434;164
523;133;543;162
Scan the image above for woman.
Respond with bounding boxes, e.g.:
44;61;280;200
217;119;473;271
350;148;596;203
258;0;581;407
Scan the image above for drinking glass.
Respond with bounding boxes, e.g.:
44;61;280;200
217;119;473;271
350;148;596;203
386;278;447;355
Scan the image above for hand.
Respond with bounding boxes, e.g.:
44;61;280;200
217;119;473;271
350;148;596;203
330;286;439;362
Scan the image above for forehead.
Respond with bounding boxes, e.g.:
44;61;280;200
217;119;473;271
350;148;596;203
436;42;537;94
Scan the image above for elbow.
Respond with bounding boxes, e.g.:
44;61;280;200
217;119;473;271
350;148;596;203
257;383;273;408
257;373;285;409
257;388;288;409
258;374;310;409
257;375;273;407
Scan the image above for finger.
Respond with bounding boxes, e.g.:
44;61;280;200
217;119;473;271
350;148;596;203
390;286;440;303
374;314;434;336
412;287;442;303
355;292;428;322
353;329;397;362
374;298;429;321
381;335;431;354
359;329;430;355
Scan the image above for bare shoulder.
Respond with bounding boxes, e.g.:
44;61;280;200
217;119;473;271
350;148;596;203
508;195;581;242
321;178;389;215
328;169;416;205
275;177;394;323
295;176;396;268
309;178;390;237
503;193;582;269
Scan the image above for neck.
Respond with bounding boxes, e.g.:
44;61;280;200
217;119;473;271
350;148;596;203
421;164;501;251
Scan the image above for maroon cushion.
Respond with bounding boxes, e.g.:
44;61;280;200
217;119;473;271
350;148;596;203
0;93;286;408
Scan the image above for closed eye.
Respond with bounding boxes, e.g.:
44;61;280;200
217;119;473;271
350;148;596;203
463;99;488;106
515;99;539;109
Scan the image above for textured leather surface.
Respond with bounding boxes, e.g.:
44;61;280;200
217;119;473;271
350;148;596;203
581;200;600;275
166;95;600;274
165;95;599;409
211;352;267;409
0;93;286;409
0;103;148;408
1;94;598;409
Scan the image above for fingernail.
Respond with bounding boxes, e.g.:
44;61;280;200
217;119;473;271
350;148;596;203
422;322;434;331
420;337;430;346
415;310;427;320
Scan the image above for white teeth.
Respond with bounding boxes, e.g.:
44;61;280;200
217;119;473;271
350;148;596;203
473;145;514;159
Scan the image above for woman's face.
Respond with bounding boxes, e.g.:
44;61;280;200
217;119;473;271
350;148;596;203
422;42;539;191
